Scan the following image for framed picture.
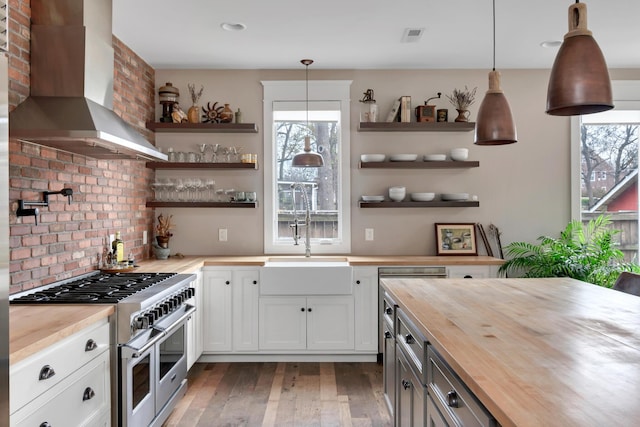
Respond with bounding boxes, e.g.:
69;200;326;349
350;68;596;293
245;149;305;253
435;223;478;255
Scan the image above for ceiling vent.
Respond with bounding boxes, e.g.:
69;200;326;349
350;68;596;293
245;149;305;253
401;28;425;43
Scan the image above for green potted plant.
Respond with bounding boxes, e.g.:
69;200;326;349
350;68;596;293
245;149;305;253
499;215;640;288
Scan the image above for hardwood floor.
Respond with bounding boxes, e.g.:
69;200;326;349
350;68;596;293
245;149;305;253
163;362;392;427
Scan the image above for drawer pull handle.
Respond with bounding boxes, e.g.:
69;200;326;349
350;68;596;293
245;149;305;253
39;423;51;427
301;307;306;312
464;275;473;279
384;331;392;339
447;390;459;408
85;339;98;352
225;281;230;285
83;387;95;401
405;333;414;344
356;280;361;284
253;280;258;285
39;365;56;381
307;308;312;312
402;379;411;390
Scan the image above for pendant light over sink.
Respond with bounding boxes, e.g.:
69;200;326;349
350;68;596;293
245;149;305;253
292;59;324;168
546;1;613;116
474;0;517;145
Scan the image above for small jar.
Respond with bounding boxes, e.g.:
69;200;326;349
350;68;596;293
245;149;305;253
360;101;378;123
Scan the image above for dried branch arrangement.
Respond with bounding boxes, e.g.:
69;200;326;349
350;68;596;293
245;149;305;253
156;213;174;237
188;83;204;105
447;86;477;110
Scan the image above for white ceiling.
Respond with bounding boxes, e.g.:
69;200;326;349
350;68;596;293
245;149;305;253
112;0;640;70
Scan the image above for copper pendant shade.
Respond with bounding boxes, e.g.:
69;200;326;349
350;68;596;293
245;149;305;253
475;71;517;145
474;0;517;145
546;2;613;116
292;59;324;168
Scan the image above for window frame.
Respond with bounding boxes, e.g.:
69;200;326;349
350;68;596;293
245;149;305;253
261;80;352;254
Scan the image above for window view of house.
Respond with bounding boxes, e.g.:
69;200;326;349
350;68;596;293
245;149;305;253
580;116;640;261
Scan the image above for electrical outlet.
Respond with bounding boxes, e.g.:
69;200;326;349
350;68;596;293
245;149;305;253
218;228;228;242
109;234;115;245
365;228;374;241
142;230;148;245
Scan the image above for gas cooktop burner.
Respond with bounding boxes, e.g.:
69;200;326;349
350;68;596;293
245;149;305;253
10;272;178;304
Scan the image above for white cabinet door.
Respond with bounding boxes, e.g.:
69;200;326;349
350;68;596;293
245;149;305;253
259;297;307;350
233;269;260;351
187;269;203;369
307;296;354;350
202;269;233;352
353;267;378;352
447;265;498;279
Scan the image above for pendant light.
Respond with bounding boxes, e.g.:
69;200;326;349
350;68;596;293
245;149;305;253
474;0;517;145
292;59;324;168
546;1;613;116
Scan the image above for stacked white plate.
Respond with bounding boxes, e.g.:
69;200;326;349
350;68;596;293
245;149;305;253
410;192;435;201
424;154;447;161
361;195;385;202
441;193;469;201
389;154;418;162
360;154;385;162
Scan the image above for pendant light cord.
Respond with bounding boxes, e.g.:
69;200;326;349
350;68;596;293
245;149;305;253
306;62;309;131
492;0;496;71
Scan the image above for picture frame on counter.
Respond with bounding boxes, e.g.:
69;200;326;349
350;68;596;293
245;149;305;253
435;223;478;255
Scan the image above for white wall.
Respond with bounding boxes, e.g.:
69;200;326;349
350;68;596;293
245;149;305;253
153;68;639;256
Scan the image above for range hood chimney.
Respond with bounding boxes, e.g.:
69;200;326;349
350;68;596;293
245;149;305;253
9;0;167;161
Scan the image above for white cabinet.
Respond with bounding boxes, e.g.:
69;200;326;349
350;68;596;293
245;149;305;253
202;267;260;353
447;265;498;279
259;296;354;351
187;269;204;369
353;267;378;352
10;319;111;427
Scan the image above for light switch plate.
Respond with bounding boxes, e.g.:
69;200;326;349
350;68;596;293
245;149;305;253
218;228;228;242
365;228;374;241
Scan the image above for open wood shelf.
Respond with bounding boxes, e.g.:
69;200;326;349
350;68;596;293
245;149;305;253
358;200;479;208
358;122;475;132
146;162;258;170
146;201;258;208
146;122;259;133
359;160;479;169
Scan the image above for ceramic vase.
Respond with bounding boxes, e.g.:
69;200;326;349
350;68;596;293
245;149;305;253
220;104;233;123
454;109;470;122
187;105;200;123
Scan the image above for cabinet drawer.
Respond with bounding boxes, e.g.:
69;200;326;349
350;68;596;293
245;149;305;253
427;346;495;427
10;319;110;414
382;292;396;329
396;309;427;384
11;350;110;427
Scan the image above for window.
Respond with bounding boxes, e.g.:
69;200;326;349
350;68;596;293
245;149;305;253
262;80;352;254
572;81;640;261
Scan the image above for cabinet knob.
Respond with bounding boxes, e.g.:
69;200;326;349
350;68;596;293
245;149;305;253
252;280;257;285
402;379;411;390
307;307;312;312
356;280;361;284
301;307;305;312
225;281;230;285
404;333;414;344
83;387;96;401
385;307;393;315
447;390;459;408
463;275;473;279
384;331;392;339
39;423;51;427
85;339;98;352
39;365;56;381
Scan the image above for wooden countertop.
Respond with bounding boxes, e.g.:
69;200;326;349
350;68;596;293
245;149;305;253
10;305;114;365
133;255;503;273
380;277;640;427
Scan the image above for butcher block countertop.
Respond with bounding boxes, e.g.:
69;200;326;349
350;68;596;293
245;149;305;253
9;305;114;365
133;255;503;273
380;277;640;427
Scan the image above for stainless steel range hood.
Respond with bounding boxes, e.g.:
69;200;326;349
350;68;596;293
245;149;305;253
9;0;167;161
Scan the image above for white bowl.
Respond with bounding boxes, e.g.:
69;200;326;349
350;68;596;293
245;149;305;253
410;192;435;201
388;186;406;201
361;195;385;202
441;192;469;201
360;154;385;162
424;154;447;161
389;154;418;162
450;148;469;161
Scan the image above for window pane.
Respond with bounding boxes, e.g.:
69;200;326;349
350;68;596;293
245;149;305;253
273;105;341;243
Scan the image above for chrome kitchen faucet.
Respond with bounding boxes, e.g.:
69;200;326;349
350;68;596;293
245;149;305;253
290;182;312;257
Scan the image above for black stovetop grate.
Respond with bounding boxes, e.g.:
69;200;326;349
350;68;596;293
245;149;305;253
10;272;177;304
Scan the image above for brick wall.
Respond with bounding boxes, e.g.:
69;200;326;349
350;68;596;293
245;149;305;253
7;1;158;293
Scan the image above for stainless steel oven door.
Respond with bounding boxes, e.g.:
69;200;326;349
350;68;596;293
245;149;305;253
155;314;187;413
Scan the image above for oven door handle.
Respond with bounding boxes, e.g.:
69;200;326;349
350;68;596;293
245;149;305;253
153;304;196;335
121;331;166;359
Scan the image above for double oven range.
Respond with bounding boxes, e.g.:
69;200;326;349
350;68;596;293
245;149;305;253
10;271;197;427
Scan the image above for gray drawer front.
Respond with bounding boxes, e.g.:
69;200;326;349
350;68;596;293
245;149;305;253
427;347;495;427
382;292;396;328
396;309;427;384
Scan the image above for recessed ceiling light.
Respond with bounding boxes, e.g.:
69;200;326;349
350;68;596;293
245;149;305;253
221;22;246;32
540;40;562;48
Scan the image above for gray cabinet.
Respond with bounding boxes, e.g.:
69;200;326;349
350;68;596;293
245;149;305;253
396;344;425;427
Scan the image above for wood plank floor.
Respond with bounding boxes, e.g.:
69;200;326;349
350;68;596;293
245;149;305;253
163;362;392;427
